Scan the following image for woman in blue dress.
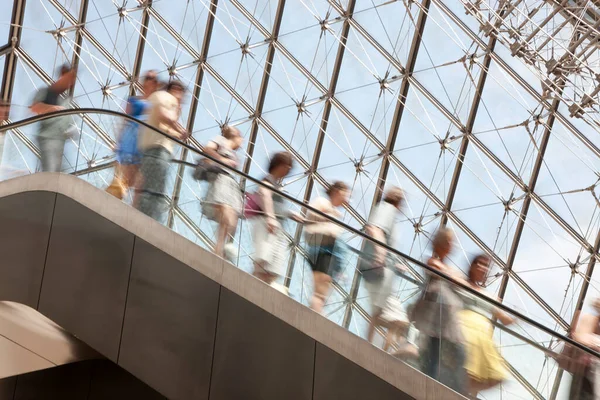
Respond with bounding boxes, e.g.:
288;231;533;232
107;71;158;201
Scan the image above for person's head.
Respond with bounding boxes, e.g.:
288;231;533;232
326;181;349;207
268;151;293;179
54;64;77;92
222;125;243;150
141;70;159;97
383;187;404;209
432;227;453;259
166;80;186;104
468;254;491;285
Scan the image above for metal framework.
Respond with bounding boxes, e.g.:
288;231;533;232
2;0;600;398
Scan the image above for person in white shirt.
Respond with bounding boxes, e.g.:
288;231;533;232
135;80;189;223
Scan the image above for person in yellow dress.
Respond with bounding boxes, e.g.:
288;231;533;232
458;254;515;397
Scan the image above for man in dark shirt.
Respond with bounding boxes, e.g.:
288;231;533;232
30;64;77;172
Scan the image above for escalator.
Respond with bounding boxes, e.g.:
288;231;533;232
0;110;597;400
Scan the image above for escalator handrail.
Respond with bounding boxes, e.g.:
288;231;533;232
2;107;598;359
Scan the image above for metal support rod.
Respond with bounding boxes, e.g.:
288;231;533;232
441;2;506;227
341;0;432;329
69;0;90;97
284;0;357;289
166;0;218;229
497;96;563;305
241;0;286;178
1;0;26;103
48;0;134;82
129;0;152;97
432;0;600;160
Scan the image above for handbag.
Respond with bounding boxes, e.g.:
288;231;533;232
193;158;223;182
243;192;263;219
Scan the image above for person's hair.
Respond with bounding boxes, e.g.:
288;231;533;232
142;70;158;83
221;125;240;140
268;152;293;173
326;181;349;197
58;63;73;76
468;254;491;284
166;80;186;93
383;187;404;207
432;227;453;252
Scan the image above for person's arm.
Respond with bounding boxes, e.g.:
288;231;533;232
30;102;63;115
258;183;278;233
204;140;236;167
573;312;600;350
30;89;63;115
489;295;515;325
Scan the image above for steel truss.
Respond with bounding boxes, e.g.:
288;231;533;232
2;0;600;398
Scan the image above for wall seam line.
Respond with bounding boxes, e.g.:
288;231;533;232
36;192;58;310
207;285;222;400
116;235;137;364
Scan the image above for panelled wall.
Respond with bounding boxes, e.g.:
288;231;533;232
0;191;414;400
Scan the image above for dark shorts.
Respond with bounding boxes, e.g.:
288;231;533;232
308;242;342;277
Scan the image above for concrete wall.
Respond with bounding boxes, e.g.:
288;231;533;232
0;174;465;400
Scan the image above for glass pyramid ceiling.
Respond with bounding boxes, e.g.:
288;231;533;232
1;0;599;398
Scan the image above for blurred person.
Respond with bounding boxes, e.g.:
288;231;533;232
358;187;407;345
411;228;467;395
30;64;77;172
136;80;189;223
252;152;303;294
457;254;514;396
106;70;159;200
569;298;600;399
304;181;349;313
201;125;244;260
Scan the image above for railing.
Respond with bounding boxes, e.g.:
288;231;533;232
0;108;597;399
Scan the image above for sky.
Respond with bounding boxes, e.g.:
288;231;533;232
1;0;600;398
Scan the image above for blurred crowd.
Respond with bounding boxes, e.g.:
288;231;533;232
23;64;600;399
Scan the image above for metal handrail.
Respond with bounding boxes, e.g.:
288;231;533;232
2;107;599;359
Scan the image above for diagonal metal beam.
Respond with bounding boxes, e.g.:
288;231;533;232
167;0;219;229
129;0;152;97
342;0;432;329
1;0;26;103
241;0;286;179
69;0;90;97
497;97;564;313
48;0;132;81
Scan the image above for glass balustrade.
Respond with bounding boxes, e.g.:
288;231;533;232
0;109;597;399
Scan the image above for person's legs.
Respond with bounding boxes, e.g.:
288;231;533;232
38;136;66;172
310;271;332;313
106;163;126;199
367;309;383;344
215;205;237;257
136;148;169;223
